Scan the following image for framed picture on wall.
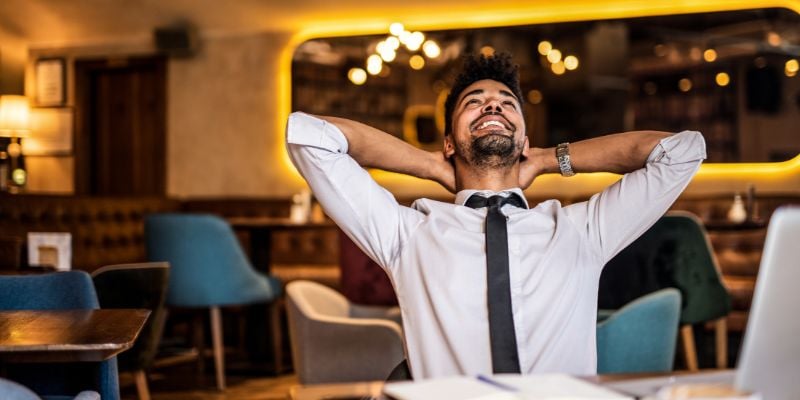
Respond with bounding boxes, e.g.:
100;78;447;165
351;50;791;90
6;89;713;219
35;58;66;106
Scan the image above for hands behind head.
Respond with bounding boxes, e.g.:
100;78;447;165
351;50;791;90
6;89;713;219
429;151;457;193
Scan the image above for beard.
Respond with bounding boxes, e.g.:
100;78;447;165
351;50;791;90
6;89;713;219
467;132;521;169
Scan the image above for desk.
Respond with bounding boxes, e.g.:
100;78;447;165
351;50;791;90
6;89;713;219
227;217;335;273
0;309;150;363
289;371;738;400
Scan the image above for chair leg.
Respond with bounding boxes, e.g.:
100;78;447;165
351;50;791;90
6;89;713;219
210;306;226;390
134;370;151;400
192;313;206;375
270;299;284;375
680;324;699;371
715;318;728;369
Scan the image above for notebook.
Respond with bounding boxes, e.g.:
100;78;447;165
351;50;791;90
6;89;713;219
383;374;631;400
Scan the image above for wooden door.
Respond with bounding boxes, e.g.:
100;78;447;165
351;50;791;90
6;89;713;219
75;56;166;196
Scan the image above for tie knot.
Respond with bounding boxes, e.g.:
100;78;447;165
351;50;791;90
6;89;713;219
464;193;526;210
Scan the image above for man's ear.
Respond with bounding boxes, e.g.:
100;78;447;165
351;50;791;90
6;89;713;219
520;136;530;160
443;135;455;159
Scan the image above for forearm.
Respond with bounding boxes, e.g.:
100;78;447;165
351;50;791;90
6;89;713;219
317;115;444;181
533;130;672;175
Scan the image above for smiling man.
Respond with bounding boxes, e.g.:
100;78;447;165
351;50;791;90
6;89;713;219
286;53;706;379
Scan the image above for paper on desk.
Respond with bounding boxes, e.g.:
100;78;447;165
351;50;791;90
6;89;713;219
383;374;632;400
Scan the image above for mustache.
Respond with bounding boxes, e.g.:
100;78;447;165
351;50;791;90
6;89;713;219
469;111;517;133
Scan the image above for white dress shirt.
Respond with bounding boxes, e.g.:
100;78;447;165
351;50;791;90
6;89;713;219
286;112;706;379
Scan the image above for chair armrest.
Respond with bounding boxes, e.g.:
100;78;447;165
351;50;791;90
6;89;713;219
350;304;403;327
296;316;405;383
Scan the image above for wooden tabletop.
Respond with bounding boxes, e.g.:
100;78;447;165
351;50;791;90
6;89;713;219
0;309;150;363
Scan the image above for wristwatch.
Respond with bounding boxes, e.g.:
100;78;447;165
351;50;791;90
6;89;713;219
556;142;575;177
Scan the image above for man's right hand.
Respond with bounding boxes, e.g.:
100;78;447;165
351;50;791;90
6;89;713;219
428;151;456;193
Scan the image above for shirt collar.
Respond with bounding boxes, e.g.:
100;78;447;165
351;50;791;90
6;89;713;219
454;187;529;209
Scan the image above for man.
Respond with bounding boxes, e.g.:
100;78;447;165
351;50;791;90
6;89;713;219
286;53;705;379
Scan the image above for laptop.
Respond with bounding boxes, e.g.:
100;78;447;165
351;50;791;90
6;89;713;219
607;207;800;399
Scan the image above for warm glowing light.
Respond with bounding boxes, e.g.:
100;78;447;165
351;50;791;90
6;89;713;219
409;55;425;70
480;46;495;57
547;49;562;64
406;31;426;51
379;48;396;62
654;44;668;57
366;55;383;75
538;41;552;56
564;55;579;70
715;72;730;87
551;61;566;75
398;30;412;45
678;78;692;92
389;22;405;36
767;31;781;46
11;168;26;185
348;68;367;85
375;40;388;54
0;95;31;136
703;49;717;62
786;59;799;73
422;40;441;58
386;36;400;50
527;89;543;104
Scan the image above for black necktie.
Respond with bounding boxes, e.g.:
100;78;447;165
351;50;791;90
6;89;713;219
465;193;526;373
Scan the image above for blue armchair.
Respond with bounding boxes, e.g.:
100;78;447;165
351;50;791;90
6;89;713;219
0;271;117;400
596;288;682;374
145;213;282;390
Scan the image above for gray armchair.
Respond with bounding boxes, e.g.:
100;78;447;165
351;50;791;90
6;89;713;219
286;280;405;384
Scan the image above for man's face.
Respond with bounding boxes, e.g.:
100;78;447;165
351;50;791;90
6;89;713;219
445;79;527;169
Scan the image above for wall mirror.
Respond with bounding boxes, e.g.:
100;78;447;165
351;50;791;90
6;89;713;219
292;8;800;163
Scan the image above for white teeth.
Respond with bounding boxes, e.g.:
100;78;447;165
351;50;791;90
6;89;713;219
477;120;505;130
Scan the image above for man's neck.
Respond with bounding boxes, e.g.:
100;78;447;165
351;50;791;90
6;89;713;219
455;164;520;192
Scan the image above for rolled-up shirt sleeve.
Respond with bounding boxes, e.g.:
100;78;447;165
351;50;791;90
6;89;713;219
564;130;707;265
286;112;419;270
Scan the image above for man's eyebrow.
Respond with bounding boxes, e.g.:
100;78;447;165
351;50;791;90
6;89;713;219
500;90;519;101
458;89;484;105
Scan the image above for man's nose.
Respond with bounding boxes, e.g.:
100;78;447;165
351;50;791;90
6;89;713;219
482;99;503;113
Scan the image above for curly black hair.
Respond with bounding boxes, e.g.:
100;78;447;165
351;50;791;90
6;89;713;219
443;52;523;135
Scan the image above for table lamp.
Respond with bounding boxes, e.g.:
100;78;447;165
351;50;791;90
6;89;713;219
0;95;30;193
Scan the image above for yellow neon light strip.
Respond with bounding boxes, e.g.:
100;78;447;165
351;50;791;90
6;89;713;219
277;0;800;183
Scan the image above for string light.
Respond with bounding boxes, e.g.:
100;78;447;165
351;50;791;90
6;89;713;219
703;49;717;62
715;72;730;87
527;89;543;104
564;55;579;70
546;49;562;64
409;55;425;70
366;55;383;75
786;59;799;77
551;61;566;75
537;41;552;56
386;36;400;50
348;68;367;85
678;78;692;92
389;23;405;36
422;40;441;58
